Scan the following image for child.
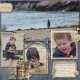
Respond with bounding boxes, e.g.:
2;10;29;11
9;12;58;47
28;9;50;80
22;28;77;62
26;47;40;69
5;37;16;66
53;33;76;58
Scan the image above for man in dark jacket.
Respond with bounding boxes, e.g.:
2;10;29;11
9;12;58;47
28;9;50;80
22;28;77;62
47;20;50;29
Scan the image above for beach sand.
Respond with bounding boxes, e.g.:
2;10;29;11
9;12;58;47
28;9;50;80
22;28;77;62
13;24;77;41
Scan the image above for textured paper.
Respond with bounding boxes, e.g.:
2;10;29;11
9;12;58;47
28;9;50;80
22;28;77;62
52;61;79;78
0;3;13;12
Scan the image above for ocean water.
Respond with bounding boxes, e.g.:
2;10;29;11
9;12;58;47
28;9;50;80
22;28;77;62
1;11;79;31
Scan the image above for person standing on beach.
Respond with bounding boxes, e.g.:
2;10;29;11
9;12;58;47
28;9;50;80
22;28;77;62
47;20;50;29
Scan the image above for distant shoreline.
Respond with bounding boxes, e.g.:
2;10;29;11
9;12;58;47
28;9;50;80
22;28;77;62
4;23;78;42
6;22;78;32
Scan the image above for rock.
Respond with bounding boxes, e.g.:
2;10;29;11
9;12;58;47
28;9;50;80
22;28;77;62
15;2;22;10
12;1;79;11
29;3;36;10
16;29;22;31
35;1;50;11
20;3;30;10
46;1;59;11
64;1;79;11
36;1;50;7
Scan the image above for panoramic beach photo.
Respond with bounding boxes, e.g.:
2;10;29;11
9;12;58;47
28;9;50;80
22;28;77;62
1;0;79;31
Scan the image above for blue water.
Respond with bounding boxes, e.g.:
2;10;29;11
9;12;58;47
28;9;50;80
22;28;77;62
1;11;79;31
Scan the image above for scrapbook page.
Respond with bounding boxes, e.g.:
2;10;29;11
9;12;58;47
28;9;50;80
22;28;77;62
0;0;80;80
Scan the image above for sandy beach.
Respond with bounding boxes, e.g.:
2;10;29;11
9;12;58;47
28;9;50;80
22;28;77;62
13;24;78;42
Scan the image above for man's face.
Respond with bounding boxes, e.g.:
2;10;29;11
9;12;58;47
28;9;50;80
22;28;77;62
10;40;16;45
55;38;72;53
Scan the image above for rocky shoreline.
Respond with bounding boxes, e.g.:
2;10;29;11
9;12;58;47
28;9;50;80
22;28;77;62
2;1;79;11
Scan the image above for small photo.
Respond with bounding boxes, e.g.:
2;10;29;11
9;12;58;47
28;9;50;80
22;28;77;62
1;32;24;67
51;31;78;59
25;43;48;74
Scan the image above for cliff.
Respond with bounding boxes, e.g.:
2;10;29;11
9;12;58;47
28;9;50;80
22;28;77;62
2;1;79;11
